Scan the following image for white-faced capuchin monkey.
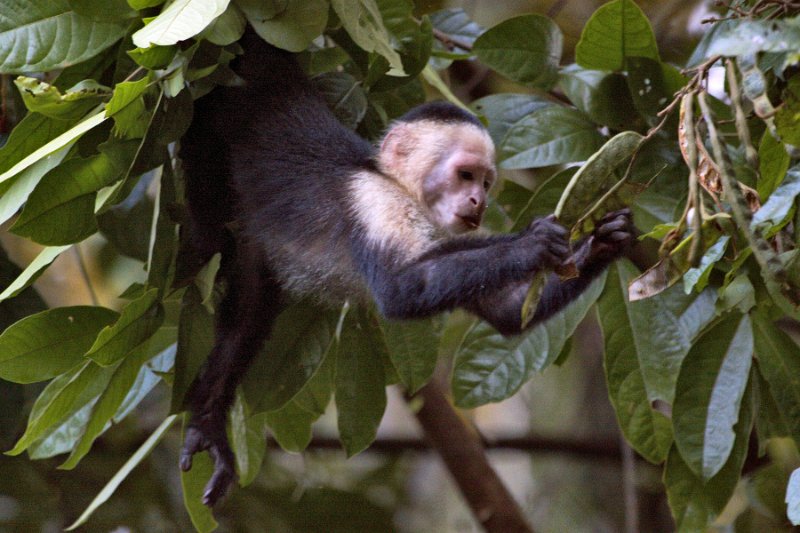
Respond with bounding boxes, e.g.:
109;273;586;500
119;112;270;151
178;29;635;506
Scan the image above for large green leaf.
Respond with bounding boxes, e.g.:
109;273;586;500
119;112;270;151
244;303;340;412
237;0;328;53
380;318;438;394
264;401;317;453
470;93;553;147
132;0;230;48
60;335;175;469
229;393;268;486
672;313;753;480
499;106;604;169
473;14;562;89
331;0;404;76
171;285;214;410
7;359;119;455
11;141;138;245
335;309;387;457
0;306;117;384
599;262;672;463
85;288;165;366
0;113;76;175
665;379;754;530
452;272;606;408
0;0;126;73
14;77;110;120
752;310;800;447
0;246;71;303
751;166;800;231
429;8;483;60
0;112;107;186
558;64;640;130
575;0;659;71
0;146;71;229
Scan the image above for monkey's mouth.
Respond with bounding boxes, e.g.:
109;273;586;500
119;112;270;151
459;215;481;229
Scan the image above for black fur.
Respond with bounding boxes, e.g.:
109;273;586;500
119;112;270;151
178;31;635;506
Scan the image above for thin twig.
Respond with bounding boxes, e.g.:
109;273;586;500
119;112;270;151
73;244;99;306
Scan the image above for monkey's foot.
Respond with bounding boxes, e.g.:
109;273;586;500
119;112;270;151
180;422;237;506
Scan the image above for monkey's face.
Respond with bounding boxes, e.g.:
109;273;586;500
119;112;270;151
422;132;496;234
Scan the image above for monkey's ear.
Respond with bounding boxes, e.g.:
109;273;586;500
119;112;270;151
380;123;413;160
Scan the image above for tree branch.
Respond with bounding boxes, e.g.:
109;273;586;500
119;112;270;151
407;378;535;533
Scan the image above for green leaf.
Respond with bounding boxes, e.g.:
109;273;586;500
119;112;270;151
0;306;117;384
452;272;606;408
11;141;138;245
86;288;164;366
7;359;119;455
575;0;659;71
311;72;368;129
499;106;604;169
293;348;336;416
66;414;178;531
0;113;77;176
132;0;230;48
0;111;108;186
335;309;387;457
751;167;800;231
0;245;70;303
429;8;483;59
673;313;753;480
554;130;643;227
558;65;640;130
200;3;246;46
0;0;126;73
127;45;176;69
105;76;151;116
171;285;214;410
625;58;682;125
470;93;553;147
752;310;800;447
244;302;339;412
0;146;71;229
237;0;328;53
473;14;562;89
331;0;405;76
510;168;575;231
599;263;673;463
758;132;790;199
700;19;800;58
229;392;268;485
68;0;138;21
15;77;110;120
665;379;754;529
380;318;438;394
683;235;730;294
60;336;175;469
264;401;317;453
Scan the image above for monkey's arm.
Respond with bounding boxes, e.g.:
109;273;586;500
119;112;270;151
368;216;570;319
469;209;635;335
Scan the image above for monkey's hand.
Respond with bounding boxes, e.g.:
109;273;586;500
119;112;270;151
523;215;571;270
580;208;635;266
180;415;237;507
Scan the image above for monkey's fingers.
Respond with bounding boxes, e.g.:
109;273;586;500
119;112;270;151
596;216;630;236
202;444;237;507
180;426;207;472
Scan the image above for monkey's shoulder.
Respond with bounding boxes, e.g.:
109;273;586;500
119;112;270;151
347;170;442;260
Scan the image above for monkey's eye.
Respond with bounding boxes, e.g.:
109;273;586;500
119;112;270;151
483;180;491;190
459;170;474;181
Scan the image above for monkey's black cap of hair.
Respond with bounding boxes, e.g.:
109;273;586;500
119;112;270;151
396;101;484;128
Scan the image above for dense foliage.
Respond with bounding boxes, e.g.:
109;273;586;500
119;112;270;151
0;0;799;530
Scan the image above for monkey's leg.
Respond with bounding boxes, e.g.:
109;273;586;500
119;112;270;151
180;244;281;506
